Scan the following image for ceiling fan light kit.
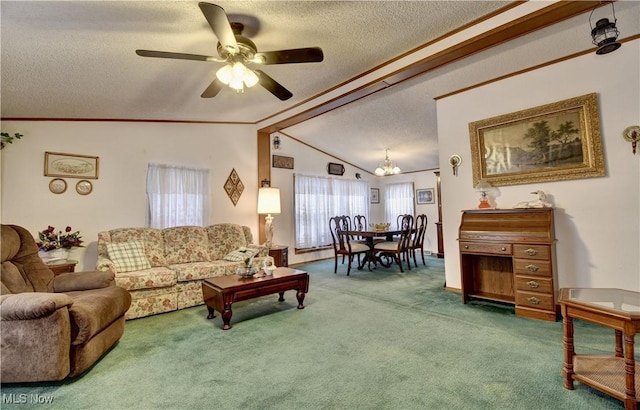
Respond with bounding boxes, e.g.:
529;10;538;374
135;2;323;100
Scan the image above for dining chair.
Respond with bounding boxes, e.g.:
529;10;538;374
410;214;427;266
329;216;369;275
374;214;414;272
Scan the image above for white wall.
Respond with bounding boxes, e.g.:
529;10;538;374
437;40;640;291
0;121;259;271
269;133;439;265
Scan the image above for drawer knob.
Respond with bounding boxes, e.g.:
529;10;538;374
527;296;541;305
527;280;540;288
525;248;537;256
464;245;469;249
526;264;539;272
501;247;507;251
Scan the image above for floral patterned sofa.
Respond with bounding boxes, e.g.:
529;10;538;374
97;224;267;320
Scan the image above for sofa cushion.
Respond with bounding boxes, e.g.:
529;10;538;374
223;247;259;262
205;224;248;260
170;261;236;282
114;267;176;291
106;241;151;273
105;228;167;267
163;227;210;265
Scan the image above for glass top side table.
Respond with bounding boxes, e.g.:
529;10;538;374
559;288;640;410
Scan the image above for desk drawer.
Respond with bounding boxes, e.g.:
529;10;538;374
516;290;554;311
513;259;552;276
515;276;553;294
513;244;550;260
459;242;511;256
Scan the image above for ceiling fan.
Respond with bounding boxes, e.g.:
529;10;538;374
135;2;323;101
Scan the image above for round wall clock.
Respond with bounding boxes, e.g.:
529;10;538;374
76;180;93;195
49;178;67;194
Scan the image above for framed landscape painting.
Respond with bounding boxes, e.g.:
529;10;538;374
468;93;605;187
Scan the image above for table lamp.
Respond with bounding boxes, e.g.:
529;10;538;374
474;180;492;209
257;187;281;248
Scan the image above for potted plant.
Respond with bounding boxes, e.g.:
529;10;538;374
36;225;83;260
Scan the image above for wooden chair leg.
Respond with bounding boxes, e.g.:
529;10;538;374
334;256;338;273
396;254;404;273
421;248;426;266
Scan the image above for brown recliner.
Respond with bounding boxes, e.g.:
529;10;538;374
1;224;132;382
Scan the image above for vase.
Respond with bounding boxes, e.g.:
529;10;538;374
47;248;69;260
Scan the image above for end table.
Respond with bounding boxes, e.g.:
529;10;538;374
268;245;288;267
559;288;640;410
45;259;78;275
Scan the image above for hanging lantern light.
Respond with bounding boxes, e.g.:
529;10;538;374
589;2;621;55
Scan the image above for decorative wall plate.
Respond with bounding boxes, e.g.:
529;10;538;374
49;178;67;194
76;179;93;195
224;168;244;206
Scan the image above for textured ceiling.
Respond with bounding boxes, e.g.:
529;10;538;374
2;1;638;174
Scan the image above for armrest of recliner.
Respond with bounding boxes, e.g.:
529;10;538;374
0;292;74;320
0;293;74;382
52;270;115;293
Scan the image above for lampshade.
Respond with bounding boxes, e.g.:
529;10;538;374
257;188;281;215
474;180;492;192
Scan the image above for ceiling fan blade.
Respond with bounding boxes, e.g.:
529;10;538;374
254;70;293;101
201;78;224;98
255;47;324;65
198;2;238;54
136;49;218;62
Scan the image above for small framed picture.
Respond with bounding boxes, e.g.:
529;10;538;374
272;155;294;169
370;188;380;204
44;152;99;179
416;188;435;204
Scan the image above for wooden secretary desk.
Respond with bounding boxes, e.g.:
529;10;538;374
458;208;557;321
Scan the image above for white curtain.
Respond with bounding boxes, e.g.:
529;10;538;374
146;164;209;229
384;182;414;224
294;174;369;249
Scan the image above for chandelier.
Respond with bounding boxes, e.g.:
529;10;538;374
374;149;401;176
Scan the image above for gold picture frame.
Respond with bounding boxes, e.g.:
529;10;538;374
44;152;99;179
469;93;605;187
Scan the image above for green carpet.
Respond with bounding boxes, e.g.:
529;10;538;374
0;256;630;409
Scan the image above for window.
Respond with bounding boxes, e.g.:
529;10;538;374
294;174;369;249
384;182;414;225
146;164;209;228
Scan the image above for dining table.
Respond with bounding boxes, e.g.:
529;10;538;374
346;228;409;270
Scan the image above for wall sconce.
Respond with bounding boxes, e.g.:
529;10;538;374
273;135;280;150
589;2;621;55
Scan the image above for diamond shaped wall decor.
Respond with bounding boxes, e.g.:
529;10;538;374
224;168;244;206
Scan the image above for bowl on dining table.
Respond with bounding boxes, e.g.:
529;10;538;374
370;222;390;232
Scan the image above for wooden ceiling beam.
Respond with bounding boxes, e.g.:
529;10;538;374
258;1;601;134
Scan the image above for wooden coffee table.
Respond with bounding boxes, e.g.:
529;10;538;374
202;267;309;330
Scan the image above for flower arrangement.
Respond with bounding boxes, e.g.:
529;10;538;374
37;226;83;251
